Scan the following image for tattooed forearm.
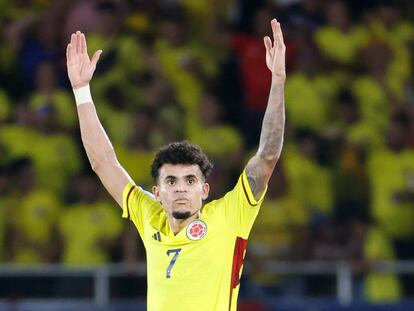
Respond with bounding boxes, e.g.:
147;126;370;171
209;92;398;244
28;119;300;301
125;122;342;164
246;81;285;200
258;82;285;159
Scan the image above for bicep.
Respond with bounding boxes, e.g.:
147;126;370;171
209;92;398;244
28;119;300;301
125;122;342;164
94;160;132;208
245;154;277;201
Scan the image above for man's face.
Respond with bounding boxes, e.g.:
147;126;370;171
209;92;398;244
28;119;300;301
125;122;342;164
152;164;210;220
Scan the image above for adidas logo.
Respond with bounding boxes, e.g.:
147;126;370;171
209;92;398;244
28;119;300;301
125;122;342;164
152;231;161;242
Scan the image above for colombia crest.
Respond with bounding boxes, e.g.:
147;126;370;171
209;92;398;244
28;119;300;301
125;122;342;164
186;220;207;241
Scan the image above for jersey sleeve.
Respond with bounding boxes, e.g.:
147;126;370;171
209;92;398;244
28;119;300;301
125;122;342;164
122;182;158;240
215;170;267;239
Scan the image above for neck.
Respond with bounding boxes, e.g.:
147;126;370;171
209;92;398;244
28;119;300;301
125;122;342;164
168;211;200;235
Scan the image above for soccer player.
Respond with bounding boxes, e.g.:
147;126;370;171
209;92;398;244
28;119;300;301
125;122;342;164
66;18;285;311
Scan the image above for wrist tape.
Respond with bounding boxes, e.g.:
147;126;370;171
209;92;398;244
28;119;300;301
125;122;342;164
73;84;93;106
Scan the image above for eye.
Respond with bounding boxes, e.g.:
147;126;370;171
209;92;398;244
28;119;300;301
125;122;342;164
167;179;175;185
187;178;195;185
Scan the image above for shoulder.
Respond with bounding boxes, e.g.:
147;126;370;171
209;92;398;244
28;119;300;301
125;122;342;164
122;182;161;220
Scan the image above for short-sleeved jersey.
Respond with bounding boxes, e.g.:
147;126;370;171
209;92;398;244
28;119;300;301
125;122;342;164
122;170;266;311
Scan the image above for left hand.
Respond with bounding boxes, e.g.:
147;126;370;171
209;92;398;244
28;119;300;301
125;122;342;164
264;19;286;82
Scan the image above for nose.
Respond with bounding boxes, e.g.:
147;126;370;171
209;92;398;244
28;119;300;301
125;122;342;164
174;181;188;192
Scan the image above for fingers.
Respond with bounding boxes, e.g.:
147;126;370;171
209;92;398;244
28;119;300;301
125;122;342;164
70;33;75;47
271;19;278;42
66;44;72;62
69;33;76;59
276;22;284;46
264;36;272;51
271;18;284;47
90;50;102;69
264;36;274;58
68;31;88;57
76;31;81;54
80;33;87;54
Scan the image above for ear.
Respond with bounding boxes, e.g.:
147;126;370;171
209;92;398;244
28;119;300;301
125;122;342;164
152;185;161;201
202;182;210;201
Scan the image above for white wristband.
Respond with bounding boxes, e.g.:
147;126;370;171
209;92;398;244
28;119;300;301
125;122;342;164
73;84;93;106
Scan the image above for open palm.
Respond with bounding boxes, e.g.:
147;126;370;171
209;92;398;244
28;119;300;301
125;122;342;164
66;31;102;89
264;19;286;82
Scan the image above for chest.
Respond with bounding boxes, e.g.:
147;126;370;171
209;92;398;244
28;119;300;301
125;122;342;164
143;217;236;281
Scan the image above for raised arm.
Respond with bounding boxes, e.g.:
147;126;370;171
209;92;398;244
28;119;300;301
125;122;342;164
66;31;131;207
245;19;286;201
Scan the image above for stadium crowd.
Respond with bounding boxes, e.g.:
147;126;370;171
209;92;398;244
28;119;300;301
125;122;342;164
0;0;414;304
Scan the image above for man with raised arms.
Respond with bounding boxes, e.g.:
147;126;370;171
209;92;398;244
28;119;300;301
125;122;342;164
66;18;285;311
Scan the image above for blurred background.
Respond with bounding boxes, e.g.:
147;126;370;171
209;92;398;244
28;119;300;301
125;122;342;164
0;0;414;310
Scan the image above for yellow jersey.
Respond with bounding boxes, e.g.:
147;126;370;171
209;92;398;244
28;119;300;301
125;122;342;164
122;170;266;311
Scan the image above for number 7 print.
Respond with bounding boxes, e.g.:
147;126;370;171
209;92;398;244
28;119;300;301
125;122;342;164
166;248;182;278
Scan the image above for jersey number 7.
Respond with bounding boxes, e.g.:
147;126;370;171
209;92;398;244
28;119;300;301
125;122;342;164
166;248;182;278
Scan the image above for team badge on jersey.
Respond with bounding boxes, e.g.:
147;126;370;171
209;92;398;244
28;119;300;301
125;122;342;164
186;220;207;241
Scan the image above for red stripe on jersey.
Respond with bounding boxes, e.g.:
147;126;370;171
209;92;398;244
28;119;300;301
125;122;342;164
228;237;248;311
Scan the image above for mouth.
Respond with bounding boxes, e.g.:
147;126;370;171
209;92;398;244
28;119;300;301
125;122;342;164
174;198;189;204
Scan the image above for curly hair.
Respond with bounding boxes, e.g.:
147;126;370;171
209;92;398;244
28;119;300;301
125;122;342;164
151;141;213;183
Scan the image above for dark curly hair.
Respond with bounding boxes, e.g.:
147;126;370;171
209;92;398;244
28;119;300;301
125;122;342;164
151;141;213;183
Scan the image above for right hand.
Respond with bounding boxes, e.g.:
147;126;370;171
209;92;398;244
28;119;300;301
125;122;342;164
66;31;102;89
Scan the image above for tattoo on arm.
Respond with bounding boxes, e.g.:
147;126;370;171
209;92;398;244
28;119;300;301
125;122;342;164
258;83;285;159
245;82;285;201
246;157;268;201
247;176;256;195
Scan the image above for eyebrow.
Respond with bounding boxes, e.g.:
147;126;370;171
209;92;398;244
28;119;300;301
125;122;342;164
185;174;198;179
164;174;198;180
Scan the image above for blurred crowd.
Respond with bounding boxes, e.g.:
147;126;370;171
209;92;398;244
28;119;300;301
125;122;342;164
0;0;414;303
